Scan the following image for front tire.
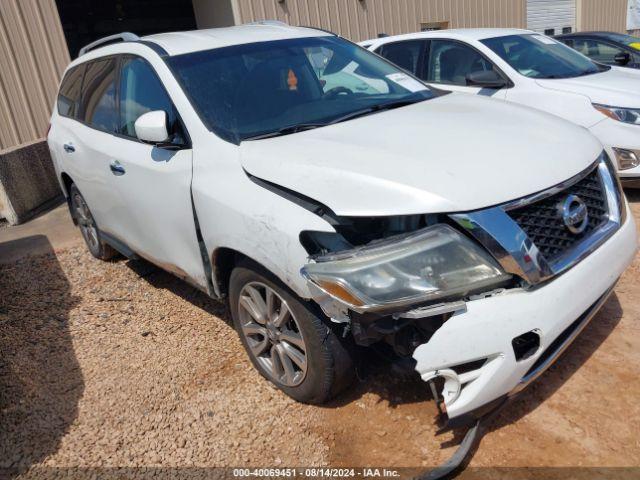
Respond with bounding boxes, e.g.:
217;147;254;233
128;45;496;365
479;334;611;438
229;260;354;404
69;184;116;261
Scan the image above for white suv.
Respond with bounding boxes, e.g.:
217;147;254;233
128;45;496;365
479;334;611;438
48;24;636;432
364;29;640;187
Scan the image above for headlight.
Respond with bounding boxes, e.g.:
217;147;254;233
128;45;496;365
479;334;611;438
593;104;640;125
301;224;511;311
612;147;640;170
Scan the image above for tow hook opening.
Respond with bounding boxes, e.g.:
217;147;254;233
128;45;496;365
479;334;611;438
512;330;541;361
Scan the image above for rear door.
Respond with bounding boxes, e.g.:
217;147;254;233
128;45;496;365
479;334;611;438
51;63;86;187
104;55;206;288
376;39;428;78
59;57;122;234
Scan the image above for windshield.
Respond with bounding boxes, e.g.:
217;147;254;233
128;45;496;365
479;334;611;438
167;36;435;143
481;34;607;79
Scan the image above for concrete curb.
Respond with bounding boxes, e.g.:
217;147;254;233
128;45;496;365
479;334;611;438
0;139;62;225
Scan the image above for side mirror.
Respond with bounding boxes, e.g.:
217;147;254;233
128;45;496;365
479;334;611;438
134;110;169;144
614;52;631;66
466;70;507;89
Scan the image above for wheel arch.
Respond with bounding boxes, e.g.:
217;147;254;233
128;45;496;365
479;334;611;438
60;172;74;197
211;247;309;302
211;247;249;298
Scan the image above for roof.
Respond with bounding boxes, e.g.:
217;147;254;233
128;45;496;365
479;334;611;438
555;31;640;42
362;28;534;46
142;23;333;56
556;31;619;38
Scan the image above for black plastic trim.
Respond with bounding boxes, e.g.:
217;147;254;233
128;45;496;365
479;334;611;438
190;191;217;298
100;231;138;259
137;40;169;57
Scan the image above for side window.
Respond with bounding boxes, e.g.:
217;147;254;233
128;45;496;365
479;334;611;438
57;65;85;118
589;40;627;64
377;40;426;77
79;58;118;132
119;56;181;141
572;39;626;64
426;40;495;86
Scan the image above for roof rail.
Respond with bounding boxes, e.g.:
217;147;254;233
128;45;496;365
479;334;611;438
79;32;140;56
243;20;289;26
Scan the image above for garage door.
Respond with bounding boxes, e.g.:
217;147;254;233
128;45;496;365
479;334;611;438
527;0;576;36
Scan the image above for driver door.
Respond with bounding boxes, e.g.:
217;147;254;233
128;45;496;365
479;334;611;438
105;55;207;288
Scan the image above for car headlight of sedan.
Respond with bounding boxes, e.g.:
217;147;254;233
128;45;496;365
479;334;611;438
301;224;511;311
593;104;640;125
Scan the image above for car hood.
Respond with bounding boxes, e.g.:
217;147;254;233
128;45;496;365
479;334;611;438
239;93;603;217
535;67;640;107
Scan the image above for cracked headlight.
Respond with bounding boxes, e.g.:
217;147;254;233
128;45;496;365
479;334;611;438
301;224;511;311
593;104;640;125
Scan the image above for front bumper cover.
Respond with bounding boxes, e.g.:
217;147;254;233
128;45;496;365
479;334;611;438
412;206;636;421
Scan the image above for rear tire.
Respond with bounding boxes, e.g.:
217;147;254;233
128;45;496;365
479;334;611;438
69;184;117;261
229;259;354;404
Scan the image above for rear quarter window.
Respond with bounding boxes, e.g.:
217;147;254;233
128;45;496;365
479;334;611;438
57;65;85;118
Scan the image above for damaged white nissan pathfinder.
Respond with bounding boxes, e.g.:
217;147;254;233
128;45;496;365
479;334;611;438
48;23;637;433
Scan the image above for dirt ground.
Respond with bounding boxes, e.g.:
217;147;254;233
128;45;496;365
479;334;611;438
1;194;639;478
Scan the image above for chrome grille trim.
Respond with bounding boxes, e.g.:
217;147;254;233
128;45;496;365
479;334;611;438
451;152;623;286
500;158;600;211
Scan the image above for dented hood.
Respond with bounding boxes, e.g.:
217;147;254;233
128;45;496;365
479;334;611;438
240;92;602;216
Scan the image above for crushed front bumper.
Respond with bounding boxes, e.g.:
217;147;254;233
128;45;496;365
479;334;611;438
413;206;637;421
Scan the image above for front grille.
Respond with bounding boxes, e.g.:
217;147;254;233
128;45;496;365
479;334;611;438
506;167;608;262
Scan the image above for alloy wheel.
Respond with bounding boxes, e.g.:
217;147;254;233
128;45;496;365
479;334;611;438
72;192;99;252
237;282;308;387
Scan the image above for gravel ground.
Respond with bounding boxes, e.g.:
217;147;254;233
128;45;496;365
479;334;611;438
1;195;639;477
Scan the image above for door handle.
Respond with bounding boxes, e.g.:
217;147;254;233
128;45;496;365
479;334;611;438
109;160;126;176
63;143;75;153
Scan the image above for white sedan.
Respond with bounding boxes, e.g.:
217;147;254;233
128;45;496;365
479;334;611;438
363;28;640;187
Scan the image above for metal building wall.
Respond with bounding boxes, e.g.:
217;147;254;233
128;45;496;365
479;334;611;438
0;0;70;152
233;0;527;41
577;0;628;33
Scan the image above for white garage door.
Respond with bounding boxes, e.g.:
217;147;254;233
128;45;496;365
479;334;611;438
527;0;576;36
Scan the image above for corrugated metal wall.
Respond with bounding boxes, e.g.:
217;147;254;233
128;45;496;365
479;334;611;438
527;0;576;34
577;0;628;33
234;0;527;41
0;0;70;152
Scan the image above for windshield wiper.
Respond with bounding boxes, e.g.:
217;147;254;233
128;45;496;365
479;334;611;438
327;98;427;125
243;123;327;141
242;97;427;141
542;69;601;79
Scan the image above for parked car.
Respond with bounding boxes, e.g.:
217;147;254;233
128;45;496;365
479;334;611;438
48;24;636;435
555;31;640;69
363;29;640;187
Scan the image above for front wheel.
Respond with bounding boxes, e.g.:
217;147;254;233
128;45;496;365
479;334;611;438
229;260;354;404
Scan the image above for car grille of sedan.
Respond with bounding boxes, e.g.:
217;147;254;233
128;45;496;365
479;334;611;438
505;166;609;262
